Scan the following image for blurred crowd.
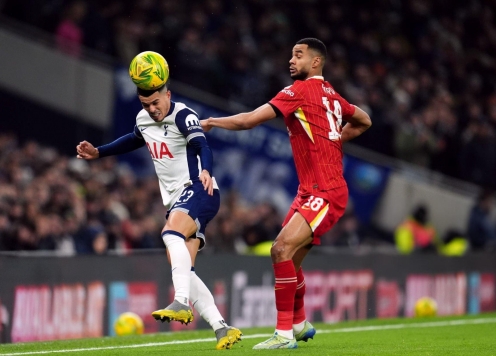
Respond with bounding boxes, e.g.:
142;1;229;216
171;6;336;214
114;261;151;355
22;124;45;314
2;0;496;188
0;134;163;254
1;0;496;254
0;133;285;255
0;133;494;254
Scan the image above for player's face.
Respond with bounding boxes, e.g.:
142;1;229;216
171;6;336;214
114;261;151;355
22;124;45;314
289;44;317;80
138;90;171;122
289;44;312;80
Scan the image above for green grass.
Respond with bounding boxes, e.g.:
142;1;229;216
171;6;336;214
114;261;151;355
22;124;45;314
1;313;496;355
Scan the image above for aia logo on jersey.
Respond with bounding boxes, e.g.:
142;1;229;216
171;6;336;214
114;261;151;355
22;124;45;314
146;141;174;159
163;125;168;136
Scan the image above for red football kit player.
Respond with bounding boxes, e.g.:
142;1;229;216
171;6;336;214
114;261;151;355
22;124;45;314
202;38;372;349
270;76;355;245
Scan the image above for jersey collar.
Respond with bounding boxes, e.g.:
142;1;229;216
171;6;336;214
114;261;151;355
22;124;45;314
165;101;176;117
306;76;324;81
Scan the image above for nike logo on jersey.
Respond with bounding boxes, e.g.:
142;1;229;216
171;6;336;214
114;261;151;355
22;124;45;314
140;127;148;132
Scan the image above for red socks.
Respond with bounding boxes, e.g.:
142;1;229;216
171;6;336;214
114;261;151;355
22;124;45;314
273;260;297;331
293;267;306;324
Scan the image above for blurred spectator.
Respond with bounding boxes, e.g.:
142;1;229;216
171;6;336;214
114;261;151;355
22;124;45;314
437;229;468;256
0;209;10;250
330;212;361;248
74;225;107;254
394;205;437;254
394;112;439;167
208;215;239;254
466;190;496;250
459;121;496;188
55;0;87;57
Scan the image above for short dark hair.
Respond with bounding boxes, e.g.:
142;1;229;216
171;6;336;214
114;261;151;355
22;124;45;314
136;79;170;97
296;38;327;61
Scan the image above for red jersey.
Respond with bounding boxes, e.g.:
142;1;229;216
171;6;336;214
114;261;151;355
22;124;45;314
269;76;355;193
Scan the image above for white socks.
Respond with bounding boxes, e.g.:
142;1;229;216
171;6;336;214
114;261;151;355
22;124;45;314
162;231;191;306
162;230;227;331
276;329;294;339
190;270;227;331
293;320;306;334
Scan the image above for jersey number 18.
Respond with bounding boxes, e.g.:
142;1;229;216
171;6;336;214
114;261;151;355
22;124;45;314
322;97;342;141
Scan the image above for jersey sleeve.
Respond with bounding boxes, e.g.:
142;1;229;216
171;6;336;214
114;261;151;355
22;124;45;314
133;125;144;139
175;108;205;141
269;83;305;117
97;131;145;158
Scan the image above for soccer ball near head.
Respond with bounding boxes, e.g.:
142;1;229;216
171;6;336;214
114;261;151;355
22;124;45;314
114;312;144;336
129;51;169;90
414;297;438;317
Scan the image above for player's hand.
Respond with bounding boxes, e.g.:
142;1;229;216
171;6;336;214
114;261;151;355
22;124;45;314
199;169;214;195
201;118;213;132
76;141;99;160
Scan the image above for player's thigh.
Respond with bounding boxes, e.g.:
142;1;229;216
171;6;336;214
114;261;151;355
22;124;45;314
165;183;220;250
272;212;313;261
163;210;198;239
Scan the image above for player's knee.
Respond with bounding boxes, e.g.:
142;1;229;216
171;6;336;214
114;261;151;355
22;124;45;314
162;230;186;249
270;240;289;261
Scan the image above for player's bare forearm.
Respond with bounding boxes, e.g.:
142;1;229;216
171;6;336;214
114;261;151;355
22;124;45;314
206;112;252;131
341;106;372;143
202;104;276;132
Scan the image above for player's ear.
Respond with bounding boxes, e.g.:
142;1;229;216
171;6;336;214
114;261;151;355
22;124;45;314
312;56;322;68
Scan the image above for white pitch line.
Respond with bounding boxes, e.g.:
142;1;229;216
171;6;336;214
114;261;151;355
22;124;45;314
1;317;495;355
320;317;496;334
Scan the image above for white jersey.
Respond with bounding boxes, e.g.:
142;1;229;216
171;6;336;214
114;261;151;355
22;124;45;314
134;101;218;209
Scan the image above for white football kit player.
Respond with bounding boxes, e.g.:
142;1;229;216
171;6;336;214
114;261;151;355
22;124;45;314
134;101;219;210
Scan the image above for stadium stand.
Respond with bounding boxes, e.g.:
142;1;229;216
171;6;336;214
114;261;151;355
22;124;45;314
1;0;495;253
2;0;496;187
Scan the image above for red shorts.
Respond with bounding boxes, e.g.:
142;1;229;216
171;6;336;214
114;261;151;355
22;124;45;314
282;185;348;245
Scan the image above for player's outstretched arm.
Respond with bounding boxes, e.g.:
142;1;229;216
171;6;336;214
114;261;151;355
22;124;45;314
76;132;146;160
201;104;277;132
76;141;99;160
341;106;372;143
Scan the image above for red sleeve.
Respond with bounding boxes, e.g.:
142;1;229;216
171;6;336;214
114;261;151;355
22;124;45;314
269;83;305;117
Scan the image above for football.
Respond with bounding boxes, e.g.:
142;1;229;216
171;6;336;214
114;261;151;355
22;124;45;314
129;51;169;90
414;297;438;317
113;312;144;336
